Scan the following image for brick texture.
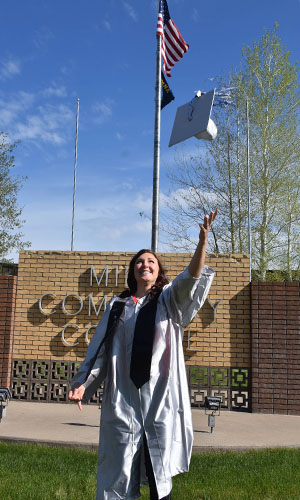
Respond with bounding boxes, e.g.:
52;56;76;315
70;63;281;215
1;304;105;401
251;281;300;415
0;275;17;387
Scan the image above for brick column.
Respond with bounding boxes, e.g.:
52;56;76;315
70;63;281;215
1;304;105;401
0;275;17;388
251;281;300;415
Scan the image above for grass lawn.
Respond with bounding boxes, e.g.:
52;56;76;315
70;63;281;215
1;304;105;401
0;442;300;499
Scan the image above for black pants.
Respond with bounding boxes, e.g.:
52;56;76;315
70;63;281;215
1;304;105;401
143;435;171;500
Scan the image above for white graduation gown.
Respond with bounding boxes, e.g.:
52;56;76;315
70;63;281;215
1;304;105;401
71;266;214;500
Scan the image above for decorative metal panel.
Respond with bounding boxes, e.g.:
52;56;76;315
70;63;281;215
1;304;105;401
11;359;102;405
187;366;251;411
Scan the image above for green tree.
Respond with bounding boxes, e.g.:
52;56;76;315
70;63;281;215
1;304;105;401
0;132;30;261
164;25;300;280
235;24;300;279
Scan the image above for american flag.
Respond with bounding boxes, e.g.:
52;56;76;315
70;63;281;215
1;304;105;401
157;0;189;77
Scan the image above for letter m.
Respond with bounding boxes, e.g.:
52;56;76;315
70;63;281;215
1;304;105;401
90;265;109;287
88;294;107;317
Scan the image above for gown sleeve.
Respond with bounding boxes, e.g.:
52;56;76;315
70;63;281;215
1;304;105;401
161;265;214;328
69;297;117;402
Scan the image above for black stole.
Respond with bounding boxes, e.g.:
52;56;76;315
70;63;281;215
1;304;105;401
130;295;159;388
93;290;160;389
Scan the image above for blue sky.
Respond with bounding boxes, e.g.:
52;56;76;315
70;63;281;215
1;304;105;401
1;0;299;261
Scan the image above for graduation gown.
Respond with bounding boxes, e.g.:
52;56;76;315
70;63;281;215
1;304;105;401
70;266;214;499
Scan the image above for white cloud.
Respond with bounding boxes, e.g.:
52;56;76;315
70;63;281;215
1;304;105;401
14;104;73;144
122;1;138;22
92;98;114;125
116;132;124;141
0;92;73;146
0;108;16;127
41;85;67;97
0;58;21;80
0;91;35;126
132;194;152;212
15;117;63;144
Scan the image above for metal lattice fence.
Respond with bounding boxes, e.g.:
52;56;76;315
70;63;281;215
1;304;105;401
11;359;250;411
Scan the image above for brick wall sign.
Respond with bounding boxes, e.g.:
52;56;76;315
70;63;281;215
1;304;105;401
11;251;251;409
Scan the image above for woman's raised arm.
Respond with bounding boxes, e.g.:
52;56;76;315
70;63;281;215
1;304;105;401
188;210;218;278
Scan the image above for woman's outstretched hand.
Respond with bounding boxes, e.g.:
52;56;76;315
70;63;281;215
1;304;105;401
188;209;218;278
199;209;218;244
68;384;85;411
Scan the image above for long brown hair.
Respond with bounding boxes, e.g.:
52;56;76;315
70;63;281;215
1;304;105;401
127;249;169;297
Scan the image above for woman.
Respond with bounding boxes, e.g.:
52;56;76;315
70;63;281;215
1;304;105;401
69;210;217;500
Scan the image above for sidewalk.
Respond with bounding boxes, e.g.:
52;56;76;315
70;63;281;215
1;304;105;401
1;401;300;451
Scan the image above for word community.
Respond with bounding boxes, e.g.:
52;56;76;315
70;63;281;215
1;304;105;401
38;265;128;347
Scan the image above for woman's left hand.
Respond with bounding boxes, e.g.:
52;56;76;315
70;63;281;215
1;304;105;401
188;210;218;278
199;209;218;243
68;384;85;411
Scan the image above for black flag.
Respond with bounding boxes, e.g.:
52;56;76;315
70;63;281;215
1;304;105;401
161;71;175;110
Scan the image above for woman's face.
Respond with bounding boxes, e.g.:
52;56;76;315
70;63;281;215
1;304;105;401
133;252;160;289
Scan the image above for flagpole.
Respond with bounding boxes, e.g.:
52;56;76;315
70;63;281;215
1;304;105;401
151;2;162;253
71;97;79;251
246;99;252;281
